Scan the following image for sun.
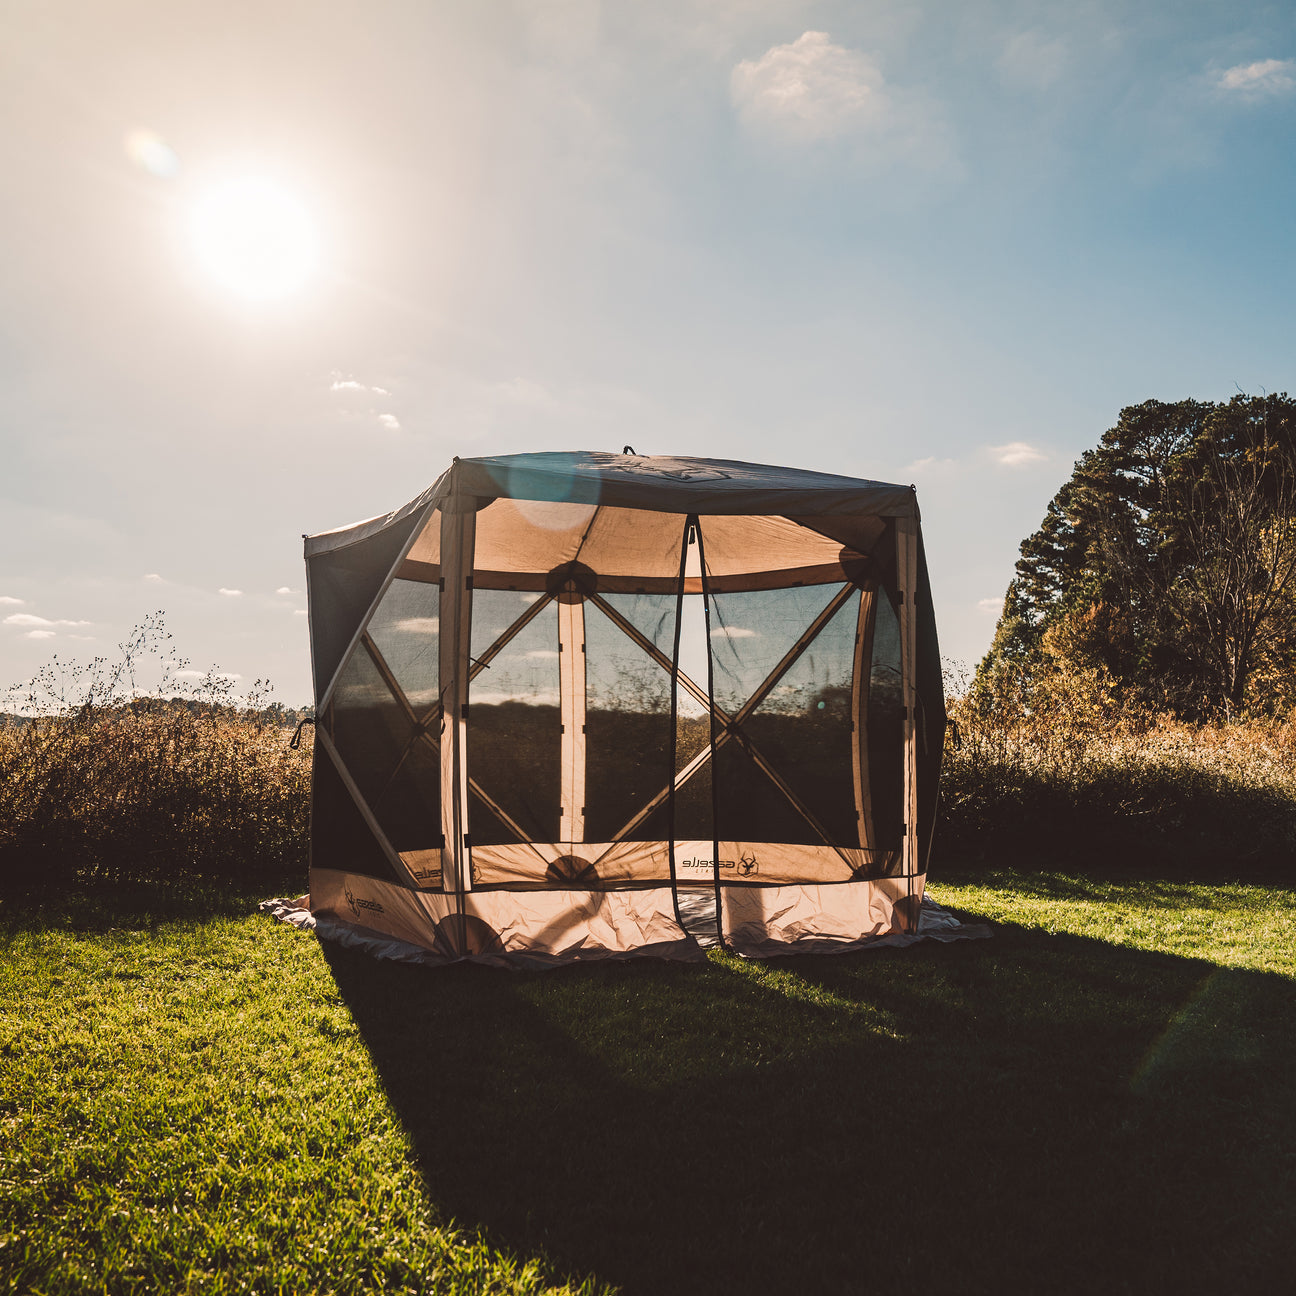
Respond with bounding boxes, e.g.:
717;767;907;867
189;177;320;301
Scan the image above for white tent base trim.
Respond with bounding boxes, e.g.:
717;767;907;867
259;893;989;971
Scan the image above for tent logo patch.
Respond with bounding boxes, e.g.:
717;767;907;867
679;853;759;876
344;884;385;920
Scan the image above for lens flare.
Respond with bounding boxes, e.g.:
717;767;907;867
124;128;180;179
189;177;320;301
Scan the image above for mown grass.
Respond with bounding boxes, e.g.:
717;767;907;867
4;874;1294;1295
0;887;602;1296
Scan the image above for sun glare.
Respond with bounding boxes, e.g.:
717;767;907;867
189;177;320;301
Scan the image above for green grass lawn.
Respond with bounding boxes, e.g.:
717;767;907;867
3;872;1294;1295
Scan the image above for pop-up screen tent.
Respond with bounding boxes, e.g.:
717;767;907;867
301;451;945;967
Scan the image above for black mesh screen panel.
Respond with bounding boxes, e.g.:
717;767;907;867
367;578;440;719
709;585;860;846
310;744;398;880
468;592;561;845
867;591;904;850
371;734;441;853
708;585;840;715
584;595;676;842
327;642;417;816
307;510;427;701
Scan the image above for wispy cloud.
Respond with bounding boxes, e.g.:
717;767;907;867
275;586;298;595
978;597;1003;614
219;588;243;597
394;617;438;635
143;573;164;583
376;413;401;431
711;626;758;638
5;613;91;628
0;596;24;605
732;32;888;142
25;629;56;640
1217;58;1295;95
987;441;1047;468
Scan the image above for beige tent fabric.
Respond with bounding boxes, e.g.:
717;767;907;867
308;868;701;967
721;876;925;957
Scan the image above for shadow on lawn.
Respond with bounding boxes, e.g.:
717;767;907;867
324;923;1296;1296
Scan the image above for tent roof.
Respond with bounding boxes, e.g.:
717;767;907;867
306;451;917;557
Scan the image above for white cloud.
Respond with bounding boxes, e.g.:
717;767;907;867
0;595;24;605
731;31;888;141
293;609;308;617
175;669;242;683
711;626;758;638
987;441;1047;468
978;597;1003;614
525;649;560;659
219;588;244;597
1217;58;1295;95
143;573;164;582
25;630;56;640
377;413;401;431
5;613;91;628
331;376;391;397
997;31;1068;91
275;586;299;595
394;617;439;635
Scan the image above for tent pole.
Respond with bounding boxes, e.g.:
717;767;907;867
666;516;691;936
897;515;920;933
439;500;477;904
851;584;876;852
693;516;728;952
557;588;587;848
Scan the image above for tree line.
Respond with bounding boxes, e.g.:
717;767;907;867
977;393;1296;720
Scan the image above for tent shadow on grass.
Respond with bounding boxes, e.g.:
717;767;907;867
323;923;1296;1296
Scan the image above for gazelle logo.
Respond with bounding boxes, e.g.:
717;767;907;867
681;856;736;870
618;457;731;482
344;884;385;920
737;852;759;877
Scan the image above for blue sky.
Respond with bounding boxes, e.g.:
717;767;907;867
3;0;1296;705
